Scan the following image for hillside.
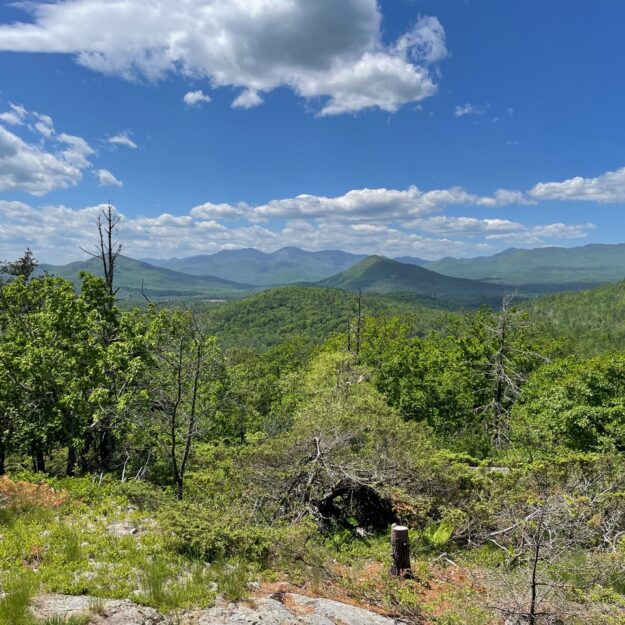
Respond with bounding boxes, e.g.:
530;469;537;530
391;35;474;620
200;285;450;349
148;247;367;285
318;256;511;307
524;280;625;356
38;256;252;299
425;243;625;290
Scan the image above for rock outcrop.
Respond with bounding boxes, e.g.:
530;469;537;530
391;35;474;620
31;594;168;625
31;592;408;625
194;593;407;625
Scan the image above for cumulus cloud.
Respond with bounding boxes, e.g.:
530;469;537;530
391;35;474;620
0;1;447;115
108;132;138;149
0;199;479;264
5;162;621;264
232;90;264;110
0;103;139;194
0;103;27;125
183;90;211;107
530;166;625;203
0;121;94;195
412;216;591;241
206;185;528;223
95;168;123;187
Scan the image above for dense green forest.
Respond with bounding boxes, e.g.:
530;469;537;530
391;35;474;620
1;246;625;625
522;280;625;356
196;286;451;350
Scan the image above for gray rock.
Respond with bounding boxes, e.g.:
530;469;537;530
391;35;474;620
194;593;407;625
107;521;140;537
31;594;169;625
31;592;406;625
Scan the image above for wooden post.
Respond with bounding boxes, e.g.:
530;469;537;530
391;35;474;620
390;525;412;578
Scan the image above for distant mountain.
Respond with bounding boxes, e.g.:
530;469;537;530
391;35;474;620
425;244;625;290
393;256;429;267
148;247;368;285
38;256;252;299
318;256;511;307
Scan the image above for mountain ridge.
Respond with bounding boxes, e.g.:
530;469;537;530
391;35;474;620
38;256;253;298
318;255;512;307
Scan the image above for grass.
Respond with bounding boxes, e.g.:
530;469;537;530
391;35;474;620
0;476;220;613
1;473;622;625
0;574;36;625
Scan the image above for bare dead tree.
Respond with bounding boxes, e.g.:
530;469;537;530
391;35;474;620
150;312;224;500
347;316;352;353
78;204;124;471
475;462;625;624
355;290;363;357
81;203;122;306
476;294;547;449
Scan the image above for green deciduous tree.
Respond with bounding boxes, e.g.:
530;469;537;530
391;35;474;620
0;273;152;475
512;354;625;455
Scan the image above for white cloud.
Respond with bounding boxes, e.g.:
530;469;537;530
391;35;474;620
0;103;27;125
0;122;94;195
183;90;211;107
34;112;54;137
412;216;591;241
244;185;527;222
108;132;138;149
530;166;625;203
95;168;123;187
454;102;489;117
190;202;249;220
232;90;263;110
5;164;624;264
0;1;447;116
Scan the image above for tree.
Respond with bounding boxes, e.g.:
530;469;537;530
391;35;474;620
0;273;151;476
148;310;226;499
512;354;625;455
0;249;38;282
0;275;97;472
81;203;122;305
481;460;625;624
458;298;552;450
79;204;125;470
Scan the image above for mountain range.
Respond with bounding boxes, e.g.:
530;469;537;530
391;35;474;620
35;242;625;306
144;247;371;285
426;244;625;290
38;256;253;299
143;243;625;291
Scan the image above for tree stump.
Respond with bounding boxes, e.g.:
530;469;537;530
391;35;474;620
390;525;412;578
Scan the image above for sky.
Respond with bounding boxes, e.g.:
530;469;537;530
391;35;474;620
0;0;624;264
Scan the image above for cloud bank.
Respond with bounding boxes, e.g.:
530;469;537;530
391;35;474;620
0;182;595;264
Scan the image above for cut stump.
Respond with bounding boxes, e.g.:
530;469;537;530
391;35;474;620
390;525;413;579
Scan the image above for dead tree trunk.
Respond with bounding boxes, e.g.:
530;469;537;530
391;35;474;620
390;525;413;578
355;290;363;357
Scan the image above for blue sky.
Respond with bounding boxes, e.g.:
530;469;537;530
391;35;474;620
0;0;624;263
